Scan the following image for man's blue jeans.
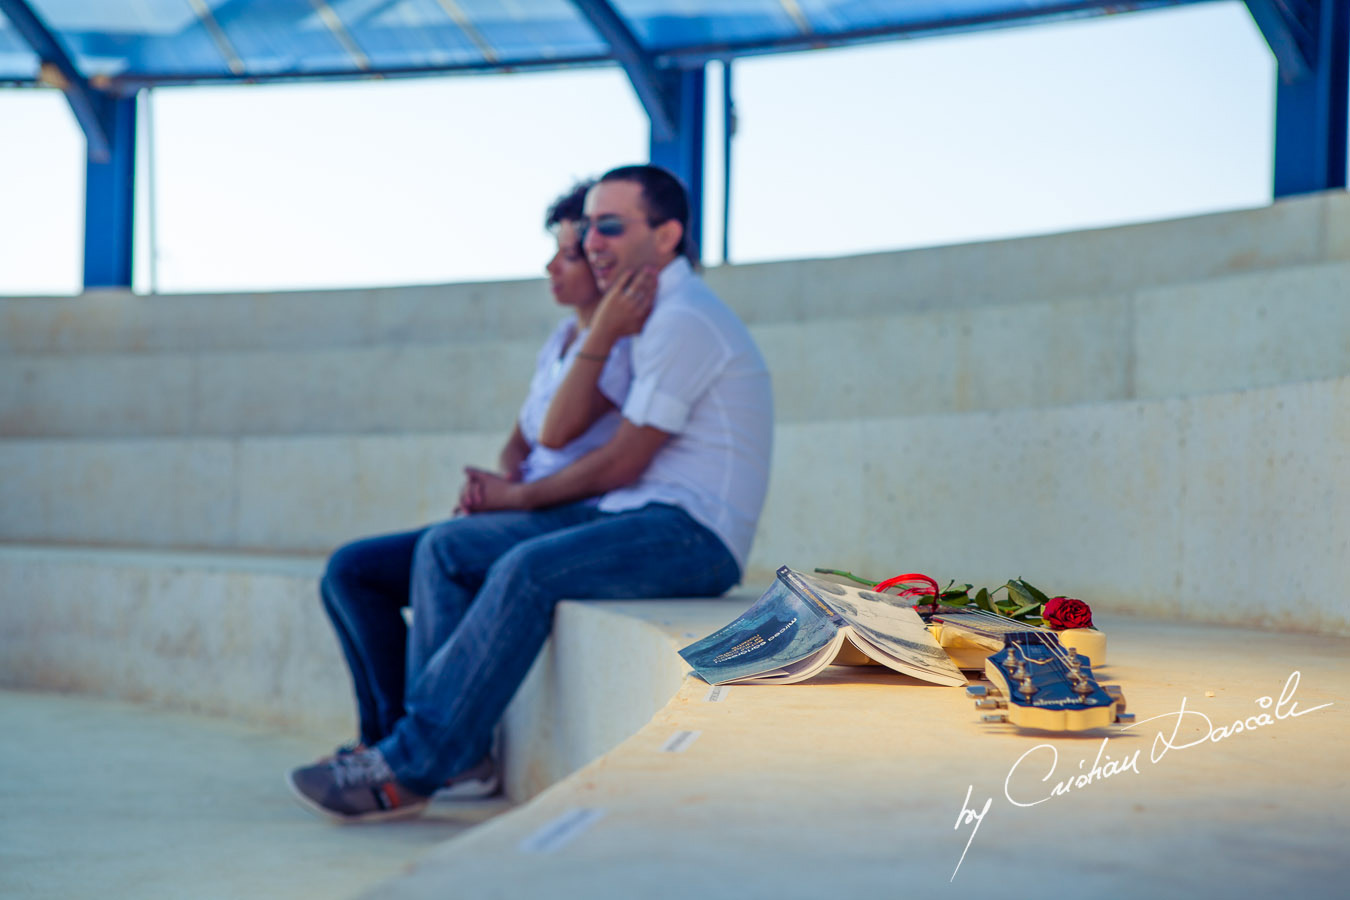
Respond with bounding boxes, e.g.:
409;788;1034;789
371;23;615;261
320;502;739;795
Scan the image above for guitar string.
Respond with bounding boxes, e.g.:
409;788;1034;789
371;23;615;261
937;606;1092;693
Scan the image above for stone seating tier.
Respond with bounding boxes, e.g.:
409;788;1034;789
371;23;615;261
1;194;1347;896
1;258;1347;439
1;192;1347;629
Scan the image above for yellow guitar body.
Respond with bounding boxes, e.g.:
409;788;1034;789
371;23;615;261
928;622;1106;670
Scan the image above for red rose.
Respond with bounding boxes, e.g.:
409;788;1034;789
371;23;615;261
1042;596;1093;629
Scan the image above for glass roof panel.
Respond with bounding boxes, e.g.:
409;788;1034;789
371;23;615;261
0;9;38;80
0;0;1199;88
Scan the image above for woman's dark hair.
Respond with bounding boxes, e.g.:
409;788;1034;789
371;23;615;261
544;179;595;230
597;164;696;262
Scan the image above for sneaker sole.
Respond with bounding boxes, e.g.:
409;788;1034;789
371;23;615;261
432;773;501;802
284;771;429;825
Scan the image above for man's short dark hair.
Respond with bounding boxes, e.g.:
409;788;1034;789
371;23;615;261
545;179;595;231
598;164;696;263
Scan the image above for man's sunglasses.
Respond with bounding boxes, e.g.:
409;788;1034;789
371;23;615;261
577;214;629;242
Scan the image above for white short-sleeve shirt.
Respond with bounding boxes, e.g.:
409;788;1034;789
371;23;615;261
598;257;774;574
517;318;633;484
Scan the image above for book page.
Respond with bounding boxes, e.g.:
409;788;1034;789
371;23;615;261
790;570;967;686
679;569;841;685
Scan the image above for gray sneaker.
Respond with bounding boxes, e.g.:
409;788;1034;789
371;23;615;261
286;748;429;824
433;755;500;801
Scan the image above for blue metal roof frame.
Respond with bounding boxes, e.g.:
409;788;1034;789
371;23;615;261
1;0;1217;91
1;0;1345;291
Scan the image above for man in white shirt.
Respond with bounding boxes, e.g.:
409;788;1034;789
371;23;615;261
288;165;773;823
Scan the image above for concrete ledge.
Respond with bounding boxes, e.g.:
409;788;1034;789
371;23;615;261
0;544;753;805
0;545;350;735
0;340;540;438
758;374;1350;636
0;279;555;355
3;258;1349;439
371;615;1350;899
4;375;1345;637
3;545;1346;897
707;190;1350;323
502;599;748;800
0;431;500;552
6;191;1348;356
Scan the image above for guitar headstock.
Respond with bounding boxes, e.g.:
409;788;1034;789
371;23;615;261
967;631;1131;732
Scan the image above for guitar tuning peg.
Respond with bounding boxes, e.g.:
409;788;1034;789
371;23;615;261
966;685;989;697
1115;712;1135;724
974;698;1007;710
1103;685;1123;697
981;714;1008;724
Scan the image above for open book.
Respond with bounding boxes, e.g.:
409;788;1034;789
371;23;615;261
679;566;967;686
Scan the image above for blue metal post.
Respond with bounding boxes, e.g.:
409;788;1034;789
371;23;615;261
83;96;137;289
649;66;706;261
1271;0;1349;195
722;60;734;264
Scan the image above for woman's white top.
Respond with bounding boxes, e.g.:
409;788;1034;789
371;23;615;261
516;317;633;484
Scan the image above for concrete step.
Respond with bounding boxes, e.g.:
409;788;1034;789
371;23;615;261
0;430;501;554
0;337;541;438
710;189;1350;325
372;616;1348;899
0;544;343;733
0;541;752;802
3;597;1345;897
3;374;1345;637
3;190;1346;357
0;278;555;355
4;258;1348;438
0;688;511;900
759;258;1350;425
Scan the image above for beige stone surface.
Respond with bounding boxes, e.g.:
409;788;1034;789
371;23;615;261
2;376;1345;635
751;375;1350;635
5;258;1349;440
2;196;1347;636
373;609;1350;900
3;596;1344;900
0;279;552;355
1133;260;1350;399
0;688;510;900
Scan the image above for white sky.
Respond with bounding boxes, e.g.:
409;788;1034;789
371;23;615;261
0;2;1276;297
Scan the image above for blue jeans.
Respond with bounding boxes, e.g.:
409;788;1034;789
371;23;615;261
319;502;739;795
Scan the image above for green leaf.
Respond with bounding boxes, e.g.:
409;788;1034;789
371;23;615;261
1013;578;1052;607
1005;581;1033;610
1011;602;1041;619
